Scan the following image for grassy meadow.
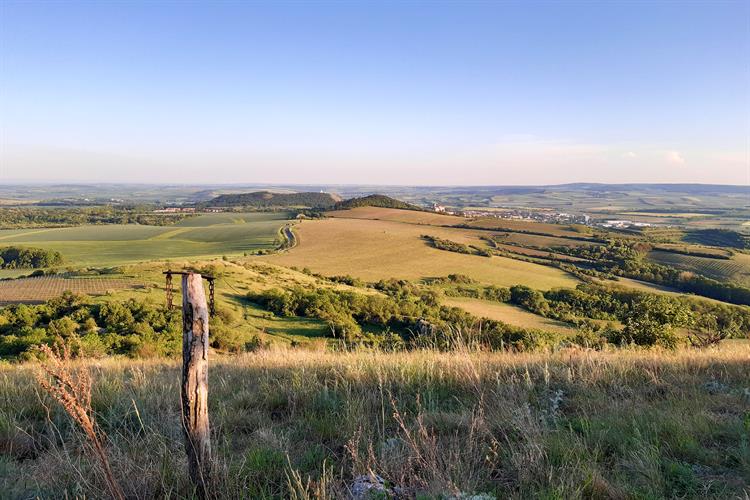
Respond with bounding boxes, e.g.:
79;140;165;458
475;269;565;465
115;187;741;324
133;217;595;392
441;296;578;334
0;213;291;268
2;346;749;498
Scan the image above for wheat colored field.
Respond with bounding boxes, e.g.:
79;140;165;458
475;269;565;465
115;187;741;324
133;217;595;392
441;296;577;333
265;218;578;289
327;206;463;226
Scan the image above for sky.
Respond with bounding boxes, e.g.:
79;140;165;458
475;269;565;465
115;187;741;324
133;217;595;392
1;0;748;185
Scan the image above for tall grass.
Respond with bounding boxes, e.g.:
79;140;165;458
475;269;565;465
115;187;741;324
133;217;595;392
1;344;749;498
35;344;125;500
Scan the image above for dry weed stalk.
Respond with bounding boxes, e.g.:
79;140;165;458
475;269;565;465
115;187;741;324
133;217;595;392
36;343;126;500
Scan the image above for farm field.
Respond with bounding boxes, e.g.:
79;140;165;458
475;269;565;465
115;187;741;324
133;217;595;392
493;242;591;262
442;296;577;333
592;276;681;294
620;212;714;218
496;231;594;248
0;276;143;304
264;218;579;289
648;250;750;287
0;269;31;279
685;217;750;233
0;212;292;267
327;206;462;226
652;244;733;258
326;207;598;243
459;217;590;237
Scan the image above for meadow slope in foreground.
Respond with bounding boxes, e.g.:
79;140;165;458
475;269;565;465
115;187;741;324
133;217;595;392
2;346;749;498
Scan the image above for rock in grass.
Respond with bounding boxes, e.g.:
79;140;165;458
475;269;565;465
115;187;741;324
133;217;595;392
350;474;390;499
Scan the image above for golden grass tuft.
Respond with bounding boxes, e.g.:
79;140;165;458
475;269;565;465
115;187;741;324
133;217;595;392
36;344;125;500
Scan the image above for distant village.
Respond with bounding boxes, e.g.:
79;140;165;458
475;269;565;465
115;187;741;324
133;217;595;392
431;203;655;228
433;203;593;225
153;206;225;213
152;201;655;230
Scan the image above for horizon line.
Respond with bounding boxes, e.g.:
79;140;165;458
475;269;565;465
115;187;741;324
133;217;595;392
1;181;748;189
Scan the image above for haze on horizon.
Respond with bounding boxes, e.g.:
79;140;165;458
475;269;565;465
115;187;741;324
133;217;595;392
1;0;748;186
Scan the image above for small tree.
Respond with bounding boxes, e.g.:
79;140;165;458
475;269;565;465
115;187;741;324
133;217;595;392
688;314;738;348
47;316;78;339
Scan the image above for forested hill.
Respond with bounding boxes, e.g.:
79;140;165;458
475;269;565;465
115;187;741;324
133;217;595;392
205;191;338;208
333;194;422;211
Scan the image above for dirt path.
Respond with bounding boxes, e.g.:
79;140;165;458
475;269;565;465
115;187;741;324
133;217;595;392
281;225;297;250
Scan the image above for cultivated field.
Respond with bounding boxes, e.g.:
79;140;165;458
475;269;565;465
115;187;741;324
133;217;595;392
459;217;589;238
0;213;291;267
0;269;31;279
441;296;577;333
265;218;578;289
649;250;750;287
327;206;462;226
621;212;714;218
495;232;594;249
3;346;748;498
0;276;143;304
327;208;596;244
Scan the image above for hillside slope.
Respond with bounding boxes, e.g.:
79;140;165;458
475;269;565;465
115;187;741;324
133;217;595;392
333;194;422;211
264;217;578;289
205;191;337;208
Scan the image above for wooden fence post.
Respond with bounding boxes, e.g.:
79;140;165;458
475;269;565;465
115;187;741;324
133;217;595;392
181;272;211;496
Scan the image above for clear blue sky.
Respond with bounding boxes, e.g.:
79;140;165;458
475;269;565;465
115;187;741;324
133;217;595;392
1;0;748;185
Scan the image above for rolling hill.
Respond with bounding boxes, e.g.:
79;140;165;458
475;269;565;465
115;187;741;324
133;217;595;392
332;194;422;211
264;217;579;290
205;191;338;208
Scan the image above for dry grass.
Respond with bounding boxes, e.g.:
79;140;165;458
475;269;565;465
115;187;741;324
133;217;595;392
264;218;578;290
441;297;577;334
499;231;594;248
1;345;749;498
36;344;125;500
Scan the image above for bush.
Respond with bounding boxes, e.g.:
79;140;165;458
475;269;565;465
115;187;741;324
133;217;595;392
510;285;550;315
245;335;270;352
211;324;247;353
0;246;63;269
0;296;181;359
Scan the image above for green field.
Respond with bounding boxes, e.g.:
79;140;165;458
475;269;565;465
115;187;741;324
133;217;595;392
0;212;292;267
648;250;750;286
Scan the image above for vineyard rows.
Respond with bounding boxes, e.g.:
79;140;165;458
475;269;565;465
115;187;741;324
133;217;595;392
0;277;143;304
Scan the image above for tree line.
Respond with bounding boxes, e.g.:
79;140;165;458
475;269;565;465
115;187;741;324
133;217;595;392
446;280;749;348
0;206;194;229
0;246;63;269
0;291;255;360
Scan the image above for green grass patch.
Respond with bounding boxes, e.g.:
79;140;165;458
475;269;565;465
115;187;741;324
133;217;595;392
0;213;293;267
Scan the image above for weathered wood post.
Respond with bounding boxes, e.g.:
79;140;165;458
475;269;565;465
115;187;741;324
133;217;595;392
181;272;211;496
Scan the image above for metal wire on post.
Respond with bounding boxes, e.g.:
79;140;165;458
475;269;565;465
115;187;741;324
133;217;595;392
165;271;173;310
164;270;215;315
208;279;215;316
